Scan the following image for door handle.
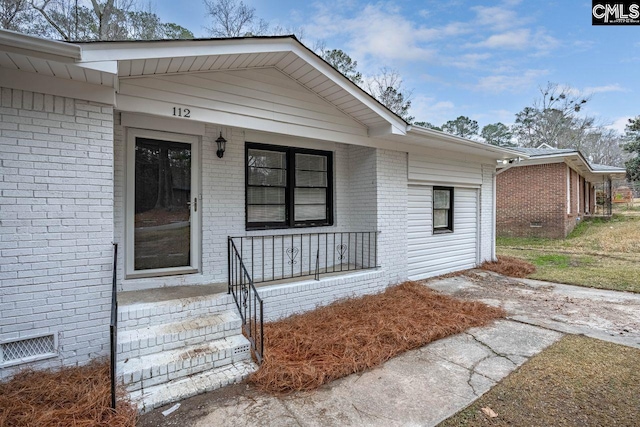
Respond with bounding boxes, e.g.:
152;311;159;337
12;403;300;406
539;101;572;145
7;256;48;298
187;198;197;212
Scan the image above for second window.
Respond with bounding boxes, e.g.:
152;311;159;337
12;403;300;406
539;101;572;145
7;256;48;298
433;186;454;233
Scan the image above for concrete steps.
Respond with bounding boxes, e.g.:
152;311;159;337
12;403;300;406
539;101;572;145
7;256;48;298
117;288;256;412
129;359;257;413
117;311;242;362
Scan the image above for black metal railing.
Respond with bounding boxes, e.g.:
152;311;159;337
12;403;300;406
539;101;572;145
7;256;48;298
229;231;379;284
110;243;118;410
228;238;264;364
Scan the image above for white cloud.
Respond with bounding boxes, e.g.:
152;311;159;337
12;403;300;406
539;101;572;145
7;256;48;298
471;28;558;52
474;69;549;93
474;109;517;127
410;95;456;125
446;53;493;69
584;84;625;94
304;3;470;65
607;116;632;133
472;5;523;31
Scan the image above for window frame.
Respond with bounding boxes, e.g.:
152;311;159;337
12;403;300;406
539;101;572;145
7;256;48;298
245;142;333;230
433;186;454;234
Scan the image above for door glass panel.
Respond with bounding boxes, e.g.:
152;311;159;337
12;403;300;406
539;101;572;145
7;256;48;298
134;138;191;270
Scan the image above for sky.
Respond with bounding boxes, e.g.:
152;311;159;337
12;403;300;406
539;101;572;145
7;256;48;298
152;0;639;134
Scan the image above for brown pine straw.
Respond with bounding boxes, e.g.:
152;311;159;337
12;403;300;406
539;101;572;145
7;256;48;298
249;281;505;393
0;360;137;427
479;256;536;278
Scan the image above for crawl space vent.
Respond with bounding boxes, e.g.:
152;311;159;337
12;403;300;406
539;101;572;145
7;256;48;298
1;334;57;367
233;344;250;355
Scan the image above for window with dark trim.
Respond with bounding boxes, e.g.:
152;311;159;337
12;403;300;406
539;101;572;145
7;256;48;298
246;142;333;229
433;186;454;233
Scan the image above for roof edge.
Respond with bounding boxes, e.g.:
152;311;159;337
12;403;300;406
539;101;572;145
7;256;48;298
407;125;527;158
0;29;81;60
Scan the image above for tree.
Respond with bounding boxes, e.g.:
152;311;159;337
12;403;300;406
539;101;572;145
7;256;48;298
1;0;35;31
481;122;513;146
413;121;442;131
582;128;626;167
365;67;413;122
203;0;267;37
511;82;593;149
23;0;192;41
442;116;479;138
321;49;362;85
623;116;640;182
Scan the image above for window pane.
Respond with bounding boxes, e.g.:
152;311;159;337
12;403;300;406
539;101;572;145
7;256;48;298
296;153;327;171
295;204;326;221
248;167;286;186
294;188;326;205
248;149;285;168
434;209;448;228
434;190;450;209
247;205;285;223
296;170;327;187
248;187;285;205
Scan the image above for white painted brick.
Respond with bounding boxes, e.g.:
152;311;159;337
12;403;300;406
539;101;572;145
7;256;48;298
0;88;114;380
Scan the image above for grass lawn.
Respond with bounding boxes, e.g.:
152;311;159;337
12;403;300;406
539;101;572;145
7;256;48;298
497;215;640;293
438;335;640;427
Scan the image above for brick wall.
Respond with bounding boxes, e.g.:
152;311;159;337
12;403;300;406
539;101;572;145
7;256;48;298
496;163;568;238
0;87;114;378
375;149;408;285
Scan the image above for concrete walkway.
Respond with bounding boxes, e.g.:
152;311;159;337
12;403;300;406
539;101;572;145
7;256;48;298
138;273;640;427
430;271;640;349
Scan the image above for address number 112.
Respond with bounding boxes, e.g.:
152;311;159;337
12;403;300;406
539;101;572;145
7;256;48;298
172;107;191;118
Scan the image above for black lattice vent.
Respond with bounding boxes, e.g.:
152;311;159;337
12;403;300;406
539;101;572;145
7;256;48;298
1;334;57;366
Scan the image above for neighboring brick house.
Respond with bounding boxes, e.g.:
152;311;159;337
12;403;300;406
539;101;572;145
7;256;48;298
496;147;626;238
0;30;523;410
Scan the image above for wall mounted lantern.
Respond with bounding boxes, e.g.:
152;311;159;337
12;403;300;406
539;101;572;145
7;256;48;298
216;132;226;158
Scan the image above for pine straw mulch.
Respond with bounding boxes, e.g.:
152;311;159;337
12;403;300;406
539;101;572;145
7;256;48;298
479;255;536;278
249;281;505;394
0;360;137;427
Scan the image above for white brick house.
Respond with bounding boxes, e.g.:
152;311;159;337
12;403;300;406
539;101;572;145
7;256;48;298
0;30;522;410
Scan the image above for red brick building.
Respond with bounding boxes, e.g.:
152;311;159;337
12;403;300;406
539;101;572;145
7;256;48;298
496;147;626;238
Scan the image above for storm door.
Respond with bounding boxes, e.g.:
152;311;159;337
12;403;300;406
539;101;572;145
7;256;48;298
126;129;200;277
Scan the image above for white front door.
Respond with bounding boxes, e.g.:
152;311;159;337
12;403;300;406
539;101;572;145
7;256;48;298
126;128;200;277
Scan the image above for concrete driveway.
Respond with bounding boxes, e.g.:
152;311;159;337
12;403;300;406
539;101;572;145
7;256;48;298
138;272;640;427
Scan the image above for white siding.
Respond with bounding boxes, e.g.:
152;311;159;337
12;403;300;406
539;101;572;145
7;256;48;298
407;185;478;280
408;152;482;185
117;68;368;141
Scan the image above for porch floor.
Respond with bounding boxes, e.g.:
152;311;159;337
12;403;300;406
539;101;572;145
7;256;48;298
118;264;365;305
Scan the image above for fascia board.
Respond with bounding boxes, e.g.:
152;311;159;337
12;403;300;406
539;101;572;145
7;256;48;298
0;29;80;61
78;37;292;62
407;127;527;159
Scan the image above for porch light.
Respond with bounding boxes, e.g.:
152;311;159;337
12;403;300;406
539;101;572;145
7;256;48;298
216;132;226;158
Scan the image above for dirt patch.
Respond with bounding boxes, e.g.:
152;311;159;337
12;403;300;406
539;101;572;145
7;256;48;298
438;335;640;427
137;383;252;427
0;360;137;427
249;281;505;393
479;256;536;278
